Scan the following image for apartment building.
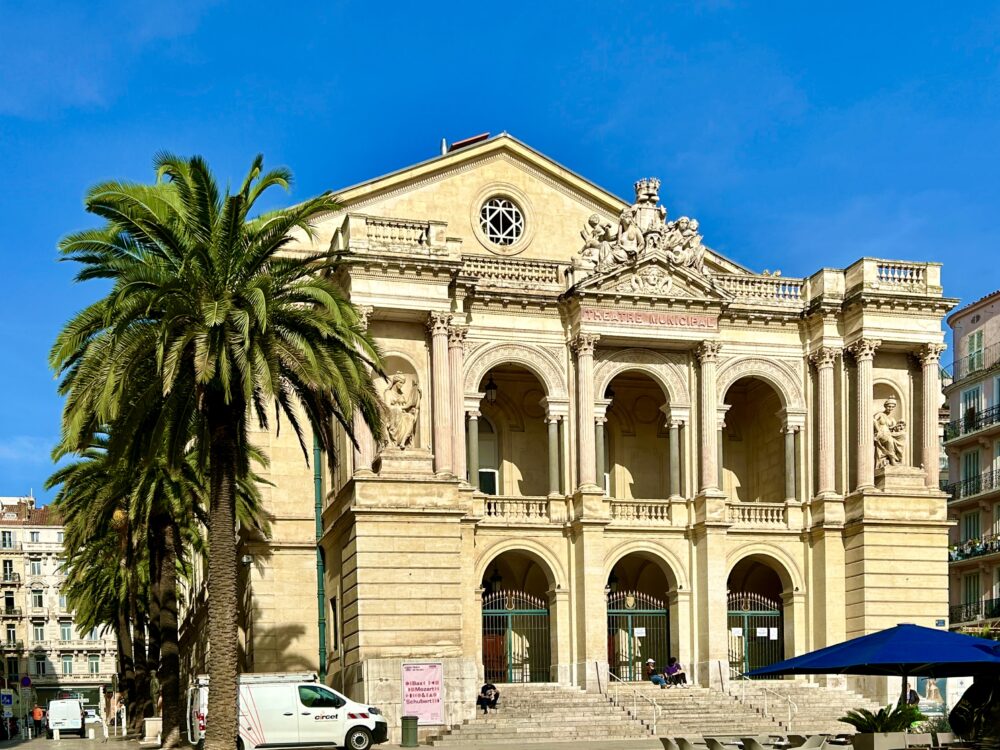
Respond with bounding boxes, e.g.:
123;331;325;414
943;290;1000;633
0;495;116;707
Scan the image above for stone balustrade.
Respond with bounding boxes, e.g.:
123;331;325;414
843;257;941;297
609;499;671;524
483;496;550;523
713;274;805;307
727;502;787;528
332;213;449;255
462;255;565;291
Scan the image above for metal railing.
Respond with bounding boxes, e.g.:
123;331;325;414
945;404;1000;441
942;467;1000;502
0;574;19;584
950;597;1000;624
607;671;661;735
950;531;1000;562
946;342;1000;383
730;675;798;730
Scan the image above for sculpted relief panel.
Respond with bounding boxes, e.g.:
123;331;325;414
381;372;422;450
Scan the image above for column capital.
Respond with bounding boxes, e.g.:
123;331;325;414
660;404;691;426
917;342;947;365
847;337;881;362
695;340;723;364
427;311;452;335
541;396;570;420
778;407;807;431
466;409;481;420
464;392;486;414
809;345;842;369
572;333;600;355
448;324;469;348
716;404;731;430
354;304;374;329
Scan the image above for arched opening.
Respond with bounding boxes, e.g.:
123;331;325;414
605;372;670;499
478;365;550;497
722;377;786;502
481;550;554;683
726;556;790;677
606;552;676;681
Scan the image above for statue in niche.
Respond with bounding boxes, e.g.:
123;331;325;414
873;397;907;468
382;372;421;450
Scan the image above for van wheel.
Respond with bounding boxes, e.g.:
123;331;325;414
236;738;244;750
344;727;372;750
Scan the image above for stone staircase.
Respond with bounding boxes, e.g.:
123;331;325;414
425;680;882;746
426;683;654;746
731;681;881;735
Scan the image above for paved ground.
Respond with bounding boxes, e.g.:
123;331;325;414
0;734;667;750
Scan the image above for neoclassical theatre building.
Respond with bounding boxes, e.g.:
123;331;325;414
197;135;956;727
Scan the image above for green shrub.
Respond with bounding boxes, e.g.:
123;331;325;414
839;704;926;732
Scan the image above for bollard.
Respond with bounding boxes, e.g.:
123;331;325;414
400;715;419;748
54;728;60;740
88;727;95;740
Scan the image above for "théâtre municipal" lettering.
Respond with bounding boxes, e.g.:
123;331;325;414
581;308;719;330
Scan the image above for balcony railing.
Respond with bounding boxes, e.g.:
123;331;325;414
950;597;1000;624
942;467;1000;502
728;502;787;529
0;574;20;585
945;404;1000;441
950;531;1000;562
609;499;672;524
945;342;1000;383
0;608;22;618
483;496;550;523
0;641;23;651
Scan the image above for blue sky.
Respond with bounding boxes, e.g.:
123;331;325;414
2;1;999;502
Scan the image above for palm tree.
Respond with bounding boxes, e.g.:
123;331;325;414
51;154;383;750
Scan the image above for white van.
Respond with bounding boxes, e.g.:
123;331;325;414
187;672;387;750
47;698;85;738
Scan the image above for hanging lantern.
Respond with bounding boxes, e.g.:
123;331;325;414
484;374;498;405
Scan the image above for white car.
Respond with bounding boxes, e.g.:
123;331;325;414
187;672;387;750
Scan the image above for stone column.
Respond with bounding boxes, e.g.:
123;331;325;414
448;325;468;482
595;418;606;493
467;410;480;491
547;416;560;497
849;338;880;491
784;426;797;503
696;342;722;493
574;334;600;489
428;312;453;475
669;420;681;499
810;347;841;496
919;344;947;488
352;305;376;476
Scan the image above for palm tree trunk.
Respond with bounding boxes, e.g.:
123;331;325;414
204;392;241;750
130;612;148;733
147;530;161;716
159;519;181;748
116;606;134;725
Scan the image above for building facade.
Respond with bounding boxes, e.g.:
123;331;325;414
0;495;116;708
944;290;1000;633
182;135;955;730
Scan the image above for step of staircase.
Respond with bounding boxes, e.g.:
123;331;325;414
426;680;885;745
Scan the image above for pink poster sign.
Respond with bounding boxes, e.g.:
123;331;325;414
401;662;444;725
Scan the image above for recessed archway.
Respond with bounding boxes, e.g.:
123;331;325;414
605;550;679;680
726;553;796;678
480;549;556;683
604;371;670;499
722;377;786;503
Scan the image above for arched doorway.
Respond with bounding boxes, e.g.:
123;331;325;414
722;377;786;502
727;557;785;677
606;553;674;680
481;550;553;683
603;371;670;500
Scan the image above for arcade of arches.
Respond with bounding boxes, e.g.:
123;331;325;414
288;139;955;734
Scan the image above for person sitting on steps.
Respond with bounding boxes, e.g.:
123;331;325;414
477;682;500;714
665;656;688;687
645;658;667;687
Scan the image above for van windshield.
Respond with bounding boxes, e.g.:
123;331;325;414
297;685;344;709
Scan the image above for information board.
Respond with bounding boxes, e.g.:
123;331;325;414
401;662;444;725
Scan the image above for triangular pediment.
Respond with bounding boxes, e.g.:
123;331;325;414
571;250;733;302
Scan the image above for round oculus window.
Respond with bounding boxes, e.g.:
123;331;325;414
479;197;524;246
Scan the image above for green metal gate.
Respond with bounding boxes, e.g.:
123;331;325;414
607;591;671;681
727;591;783;678
482;590;551;683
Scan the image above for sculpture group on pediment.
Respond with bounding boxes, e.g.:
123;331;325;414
578;177;708;277
382;372;421;450
873;397;907;468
